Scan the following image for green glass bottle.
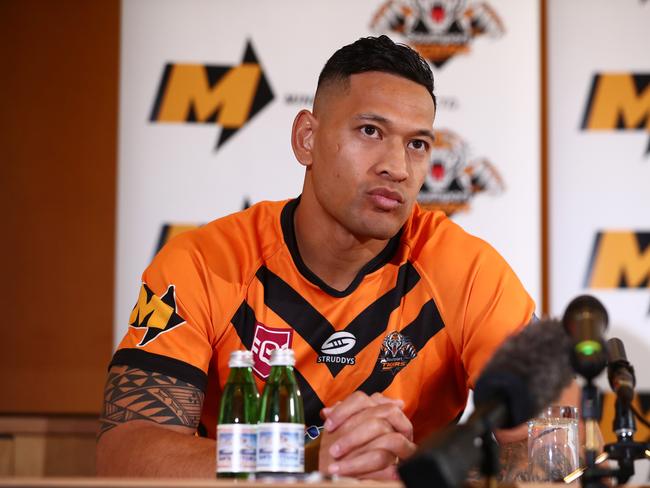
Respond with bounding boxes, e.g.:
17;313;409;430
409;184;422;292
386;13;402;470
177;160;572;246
257;348;305;474
216;350;259;479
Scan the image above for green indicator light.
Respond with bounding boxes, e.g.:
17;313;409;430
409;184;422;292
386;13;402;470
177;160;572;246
576;340;602;356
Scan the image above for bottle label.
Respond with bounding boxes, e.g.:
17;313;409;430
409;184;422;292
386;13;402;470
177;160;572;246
256;422;304;473
216;423;257;473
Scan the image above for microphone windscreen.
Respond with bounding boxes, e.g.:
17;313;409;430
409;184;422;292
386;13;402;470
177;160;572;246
563;294;609;334
474;319;573;427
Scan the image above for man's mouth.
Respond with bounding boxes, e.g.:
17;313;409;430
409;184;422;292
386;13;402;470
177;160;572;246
367;188;404;211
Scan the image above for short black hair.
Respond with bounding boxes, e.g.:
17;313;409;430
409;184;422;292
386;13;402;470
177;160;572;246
317;35;436;109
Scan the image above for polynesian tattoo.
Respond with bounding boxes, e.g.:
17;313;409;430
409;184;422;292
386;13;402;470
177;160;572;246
498;439;530;483
98;365;204;438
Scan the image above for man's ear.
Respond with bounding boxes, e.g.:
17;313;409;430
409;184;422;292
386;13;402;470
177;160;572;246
291;109;317;167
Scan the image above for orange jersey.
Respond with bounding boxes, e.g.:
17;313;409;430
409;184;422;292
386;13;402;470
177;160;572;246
112;198;535;443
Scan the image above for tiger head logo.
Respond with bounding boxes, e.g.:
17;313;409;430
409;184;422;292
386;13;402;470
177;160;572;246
370;0;505;67
418;128;504;215
377;331;418;375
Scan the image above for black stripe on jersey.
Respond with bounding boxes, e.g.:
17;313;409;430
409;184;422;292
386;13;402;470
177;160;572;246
294;368;325;428
357;299;444;395
230;298;327;423
255;266;332;356
230;299;258;349
110;348;208;392
330;261;420;376
255;262;421;377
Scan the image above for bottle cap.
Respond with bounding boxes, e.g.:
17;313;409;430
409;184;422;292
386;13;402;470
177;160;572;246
229;350;254;368
270;348;295;366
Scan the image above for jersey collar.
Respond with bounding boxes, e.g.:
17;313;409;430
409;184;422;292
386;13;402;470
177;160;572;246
280;197;403;298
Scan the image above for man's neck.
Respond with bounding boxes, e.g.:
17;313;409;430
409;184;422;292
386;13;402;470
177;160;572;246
293;199;391;292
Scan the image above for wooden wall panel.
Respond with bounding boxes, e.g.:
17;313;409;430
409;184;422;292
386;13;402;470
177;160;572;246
0;0;119;413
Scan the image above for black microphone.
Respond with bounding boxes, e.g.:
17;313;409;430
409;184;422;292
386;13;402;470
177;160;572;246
398;320;574;488
562;295;609;380
607;338;636;408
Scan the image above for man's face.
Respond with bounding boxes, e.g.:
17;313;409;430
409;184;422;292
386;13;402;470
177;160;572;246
306;71;435;241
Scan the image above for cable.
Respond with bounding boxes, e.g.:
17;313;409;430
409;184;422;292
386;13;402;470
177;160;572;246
630;403;650;429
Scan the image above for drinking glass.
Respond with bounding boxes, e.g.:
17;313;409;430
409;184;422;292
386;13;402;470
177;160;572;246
528;405;579;482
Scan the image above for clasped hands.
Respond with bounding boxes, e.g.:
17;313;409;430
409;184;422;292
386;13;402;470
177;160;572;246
318;391;417;480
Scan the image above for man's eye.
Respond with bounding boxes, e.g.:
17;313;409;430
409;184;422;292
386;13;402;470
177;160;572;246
409;139;428;151
362;125;378;137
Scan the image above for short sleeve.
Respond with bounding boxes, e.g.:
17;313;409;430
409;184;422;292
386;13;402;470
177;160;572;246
461;245;536;388
110;236;216;392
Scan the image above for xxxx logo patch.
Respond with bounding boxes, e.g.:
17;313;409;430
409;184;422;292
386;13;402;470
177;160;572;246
129;283;186;347
250;323;293;379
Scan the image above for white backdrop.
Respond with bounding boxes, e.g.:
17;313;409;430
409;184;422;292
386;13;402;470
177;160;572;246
548;1;650;481
548;0;650;385
115;0;542;345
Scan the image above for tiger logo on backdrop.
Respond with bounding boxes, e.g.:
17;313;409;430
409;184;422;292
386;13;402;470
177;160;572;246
370;0;505;68
417;128;504;216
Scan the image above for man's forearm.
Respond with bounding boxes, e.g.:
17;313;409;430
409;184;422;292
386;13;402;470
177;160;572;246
97;421;215;477
498;438;529;482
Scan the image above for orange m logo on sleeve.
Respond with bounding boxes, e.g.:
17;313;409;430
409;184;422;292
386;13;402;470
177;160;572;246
129;283;186;346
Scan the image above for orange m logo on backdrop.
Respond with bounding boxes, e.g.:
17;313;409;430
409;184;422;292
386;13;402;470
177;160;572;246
586;231;650;316
586;231;650;289
149;41;274;150
581;73;650;156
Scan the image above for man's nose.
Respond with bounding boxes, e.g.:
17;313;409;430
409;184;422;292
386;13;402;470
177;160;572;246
376;139;409;182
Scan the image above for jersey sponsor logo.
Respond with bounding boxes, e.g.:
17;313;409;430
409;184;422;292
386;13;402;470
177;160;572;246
149;40;274;151
376;331;418;375
129;283;186;347
370;0;504;68
585;231;650;289
251;323;293;379
418;128;504;215
581;73;650;156
317;331;357;366
320;331;356;355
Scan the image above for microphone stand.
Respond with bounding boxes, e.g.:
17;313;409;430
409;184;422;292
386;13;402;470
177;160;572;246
579;337;650;487
479;431;500;488
601;396;650;485
581;380;609;488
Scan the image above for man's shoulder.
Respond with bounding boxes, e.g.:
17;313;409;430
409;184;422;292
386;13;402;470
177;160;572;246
152;199;290;280
403;204;495;261
202;199;287;236
170;199;287;247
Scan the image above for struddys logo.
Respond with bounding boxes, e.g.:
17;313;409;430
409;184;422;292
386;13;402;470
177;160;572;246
585;231;650;314
376;331;417;375
149;41;274;151
417;128;504;215
581;73;650;157
129;283;186;347
317;331;357;366
370;0;505;68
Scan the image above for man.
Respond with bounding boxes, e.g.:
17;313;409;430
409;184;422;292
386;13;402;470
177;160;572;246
97;35;540;479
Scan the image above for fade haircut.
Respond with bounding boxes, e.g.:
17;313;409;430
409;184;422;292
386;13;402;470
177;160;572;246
316;35;436;109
